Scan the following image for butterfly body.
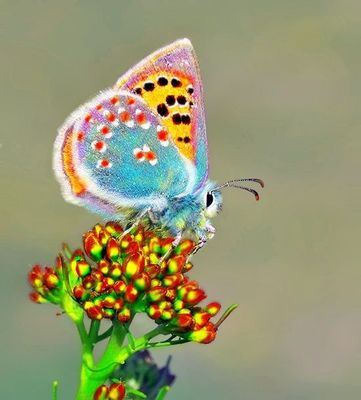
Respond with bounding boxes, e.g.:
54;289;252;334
54;39;260;245
155;183;221;240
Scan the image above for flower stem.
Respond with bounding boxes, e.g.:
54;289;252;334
75;319;127;399
89;320;100;345
74;320;171;399
95;325;113;343
52;380;58;400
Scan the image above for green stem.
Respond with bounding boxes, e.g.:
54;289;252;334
95;325;113;343
75;320;127;399
75;320;91;351
147;338;189;349
74;318;175;399
215;303;238;329
88;320;100;345
52;380;58;400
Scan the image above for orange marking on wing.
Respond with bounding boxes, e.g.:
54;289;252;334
136;112;146;125
126;71;195;160
120;111;131;123
63;129;87;196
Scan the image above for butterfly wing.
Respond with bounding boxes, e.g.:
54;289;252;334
114;38;208;192
54;89;195;218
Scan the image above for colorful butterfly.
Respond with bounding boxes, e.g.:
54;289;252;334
54;38;263;248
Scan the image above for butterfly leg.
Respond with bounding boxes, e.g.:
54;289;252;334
158;233;183;264
186;223;215;260
147;208;160;224
187;238;207;259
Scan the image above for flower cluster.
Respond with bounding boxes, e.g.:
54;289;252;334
93;382;126;400
28;222;223;344
28;262;63;304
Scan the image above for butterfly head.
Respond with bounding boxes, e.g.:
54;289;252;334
201;183;223;219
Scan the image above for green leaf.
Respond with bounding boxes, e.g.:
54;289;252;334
127;387;147;398
155;386;170;400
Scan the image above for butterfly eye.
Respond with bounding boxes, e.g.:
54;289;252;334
206;192;214;208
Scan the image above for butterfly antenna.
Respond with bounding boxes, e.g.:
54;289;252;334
213;178;264;201
225;178;264;188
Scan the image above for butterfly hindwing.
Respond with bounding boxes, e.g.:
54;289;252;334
115;39;208;192
54;90;195;217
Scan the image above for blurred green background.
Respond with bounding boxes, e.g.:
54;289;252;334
1;0;360;398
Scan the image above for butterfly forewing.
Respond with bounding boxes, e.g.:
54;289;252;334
115;39;208;191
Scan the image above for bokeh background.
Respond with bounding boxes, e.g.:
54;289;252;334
1;0;361;398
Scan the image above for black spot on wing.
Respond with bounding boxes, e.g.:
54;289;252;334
157;77;168;86
157;103;169;117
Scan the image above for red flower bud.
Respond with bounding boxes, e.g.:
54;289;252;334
160;238;173;254
205;302;221;316
105;222;123;237
163;273;184;288
149;237;161;254
86;305;103;320
158;300;172;310
184;289;206;306
172;313;193;328
75;260;91;277
193;311;211;327
149;252;160;264
55;255;64;273
133;272;151;291
28;266;43;288
120;234;138;252
29;292;48;304
82;275;96;289
108;382;126;400
187;322;217;344
113;298;124;311
150;278;162;288
124;284;138;303
83;232;103;262
173;299;185;311
166;256;185;274
174;239;195;256
161;308;175;321
93;384;108;400
73;285;89;301
129;240;141;254
117;306;131;322
110;263;122;279
147;303;162;319
133;228;144;243
98;229;111;247
98;260;110;276
113;280;126;295
74;248;86;259
106;237;120;262
177;280;199;299
147;286;166;302
122;253;144;278
102;295;116;308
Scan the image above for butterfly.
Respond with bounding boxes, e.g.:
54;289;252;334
53;38;263;248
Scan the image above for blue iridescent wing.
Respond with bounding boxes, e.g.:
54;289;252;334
53;89;196;218
114;39;209;193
